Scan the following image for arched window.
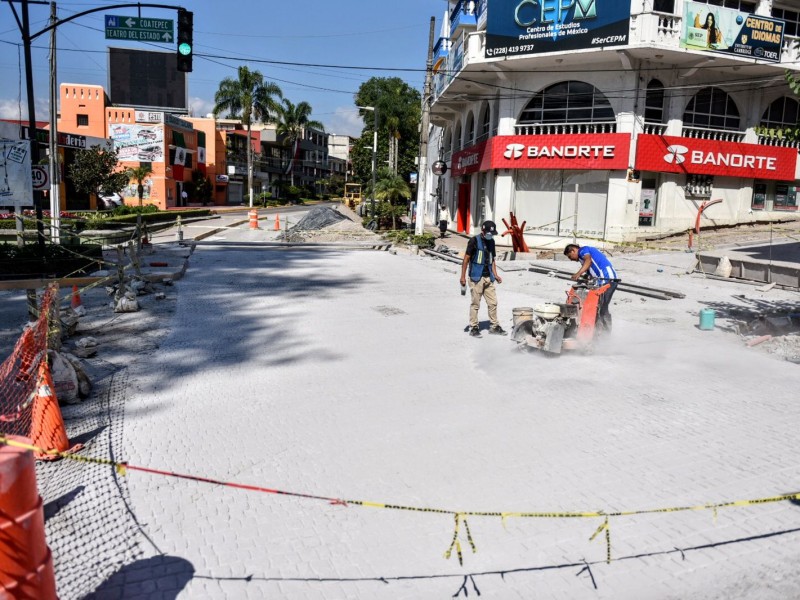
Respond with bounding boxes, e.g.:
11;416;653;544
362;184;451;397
453;122;462;151
644;79;666;124
465;112;475;147
683;87;740;131
443;127;452;156
760;96;800;129
478;103;491;141
519;81;614;124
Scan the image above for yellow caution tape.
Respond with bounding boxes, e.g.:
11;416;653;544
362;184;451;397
3;434;799;565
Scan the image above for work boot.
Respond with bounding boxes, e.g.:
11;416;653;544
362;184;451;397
489;324;507;335
469;326;481;337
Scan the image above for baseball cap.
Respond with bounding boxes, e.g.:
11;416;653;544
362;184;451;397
481;220;498;234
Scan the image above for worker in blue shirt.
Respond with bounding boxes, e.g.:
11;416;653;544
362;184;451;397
564;243;619;331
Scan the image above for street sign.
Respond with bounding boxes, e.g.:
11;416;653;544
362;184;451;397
105;15;174;43
31;166;49;191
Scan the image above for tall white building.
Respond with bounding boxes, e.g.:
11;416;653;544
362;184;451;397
425;0;800;246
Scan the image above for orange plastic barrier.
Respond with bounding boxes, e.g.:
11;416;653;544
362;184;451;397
249;209;259;229
0;435;58;599
1;286;55;437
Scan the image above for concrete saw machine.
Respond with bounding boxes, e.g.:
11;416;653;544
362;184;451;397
511;278;610;355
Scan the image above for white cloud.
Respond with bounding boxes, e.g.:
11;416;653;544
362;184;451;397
324;106;366;138
188;96;215;118
0;96;51;121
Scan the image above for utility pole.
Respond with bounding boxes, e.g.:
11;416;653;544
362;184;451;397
48;0;60;244
415;17;435;236
20;0;47;251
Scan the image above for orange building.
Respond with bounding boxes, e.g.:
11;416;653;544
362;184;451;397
58;82;212;210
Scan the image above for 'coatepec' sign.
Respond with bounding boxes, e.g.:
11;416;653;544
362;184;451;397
635;135;797;180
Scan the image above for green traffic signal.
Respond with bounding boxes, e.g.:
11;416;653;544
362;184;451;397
178;42;192;56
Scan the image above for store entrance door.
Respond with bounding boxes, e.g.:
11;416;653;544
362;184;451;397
457;182;471;233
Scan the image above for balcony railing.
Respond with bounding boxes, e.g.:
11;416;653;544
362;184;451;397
642;122;668;136
450;0;477;38
515;122;618;135
681;125;745;143
757;134;800;149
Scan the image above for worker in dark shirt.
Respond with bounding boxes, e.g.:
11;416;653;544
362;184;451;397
460;221;505;337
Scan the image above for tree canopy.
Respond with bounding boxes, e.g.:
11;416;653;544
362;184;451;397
68;143;129;199
213;66;283;206
351;77;422;187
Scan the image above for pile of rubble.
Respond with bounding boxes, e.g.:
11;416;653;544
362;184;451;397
278;205;382;243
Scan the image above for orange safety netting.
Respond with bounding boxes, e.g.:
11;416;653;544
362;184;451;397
0;285;57;437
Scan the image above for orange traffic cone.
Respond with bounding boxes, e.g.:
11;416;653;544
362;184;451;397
274;213;281;231
70;285;82;310
30;362;83;461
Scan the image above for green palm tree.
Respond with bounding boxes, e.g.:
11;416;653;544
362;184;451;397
213;66;282;207
275;99;324;186
374;173;411;230
126;164;153;208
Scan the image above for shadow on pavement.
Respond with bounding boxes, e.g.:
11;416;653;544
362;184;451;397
87;555;194;599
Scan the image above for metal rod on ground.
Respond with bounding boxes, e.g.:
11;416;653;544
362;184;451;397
115;245;126;302
127;241;142;278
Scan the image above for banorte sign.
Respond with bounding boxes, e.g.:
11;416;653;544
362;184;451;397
635;135;797;181
450;134;631;176
490;134;630;170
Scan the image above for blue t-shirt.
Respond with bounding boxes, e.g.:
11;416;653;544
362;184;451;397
578;246;617;283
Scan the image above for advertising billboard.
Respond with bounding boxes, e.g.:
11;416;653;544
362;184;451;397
0;139;32;208
109;123;165;163
485;0;630;59
681;1;784;62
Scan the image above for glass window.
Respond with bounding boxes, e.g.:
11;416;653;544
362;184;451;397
760;97;800;129
77;114;89;126
645;79;665;124
684;87;740;131
519;81;615;124
479;104;491;140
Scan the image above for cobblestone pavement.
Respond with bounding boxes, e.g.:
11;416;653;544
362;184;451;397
2;211;799;599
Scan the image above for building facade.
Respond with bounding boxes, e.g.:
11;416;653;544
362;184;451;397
426;0;800;246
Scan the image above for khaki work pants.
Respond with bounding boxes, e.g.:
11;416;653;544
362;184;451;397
469;276;498;328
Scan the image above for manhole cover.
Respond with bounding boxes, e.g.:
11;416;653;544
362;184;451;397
373;306;406;316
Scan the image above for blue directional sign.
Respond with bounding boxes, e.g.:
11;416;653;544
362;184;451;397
105;15;174;43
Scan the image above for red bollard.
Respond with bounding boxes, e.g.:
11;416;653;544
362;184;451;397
0;436;58;599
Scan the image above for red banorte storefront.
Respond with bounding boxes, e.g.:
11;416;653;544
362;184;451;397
634;135;797;181
449;134;631;177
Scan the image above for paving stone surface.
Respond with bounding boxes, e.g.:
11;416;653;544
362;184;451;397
2;210;799;599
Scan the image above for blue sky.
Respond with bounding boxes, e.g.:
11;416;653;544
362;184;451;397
0;0;446;136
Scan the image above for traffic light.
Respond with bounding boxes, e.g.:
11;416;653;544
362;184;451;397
176;8;193;72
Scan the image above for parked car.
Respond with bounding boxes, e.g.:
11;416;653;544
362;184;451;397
97;193;122;210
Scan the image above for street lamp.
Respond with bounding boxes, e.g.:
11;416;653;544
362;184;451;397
358;106;378;219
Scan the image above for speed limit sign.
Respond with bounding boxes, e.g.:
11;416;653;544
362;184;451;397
31;165;49;191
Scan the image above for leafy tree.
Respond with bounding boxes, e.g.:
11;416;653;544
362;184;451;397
352;77;421;189
126;164;153;208
213;66;283;207
374;172;412;229
191;169;214;205
68;143;129;203
275;98;324;185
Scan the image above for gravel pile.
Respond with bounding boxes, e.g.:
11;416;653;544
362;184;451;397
278;205;381;243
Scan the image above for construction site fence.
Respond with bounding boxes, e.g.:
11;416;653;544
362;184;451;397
0;285;57;439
